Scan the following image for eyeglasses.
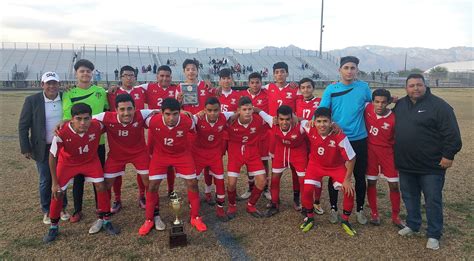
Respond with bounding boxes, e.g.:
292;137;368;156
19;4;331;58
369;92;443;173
121;74;135;78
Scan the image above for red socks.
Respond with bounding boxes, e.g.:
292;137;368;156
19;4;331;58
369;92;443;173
291;167;300;192
49;197;63;220
367;184;378;216
167;167;175;193
145;191;158;220
227;189;237;206
187;190;200;219
341;193;354;221
112;176;122;202
390;190;401;219
214;177;225;204
97;190;111;214
271;175;281;206
248;187;263;206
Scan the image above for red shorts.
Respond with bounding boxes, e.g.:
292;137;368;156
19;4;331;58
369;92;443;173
259;130;271;160
192;147;224;180
149;152;196;180
104;152;150;178
272;144;307;177
56;159;104;191
227;144;265;178
367;145;398;182
304;162;347;190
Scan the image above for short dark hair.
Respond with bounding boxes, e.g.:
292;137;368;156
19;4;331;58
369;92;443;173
340;56;360;68
71;103;92;117
120;65;135;76
74;59;94;71
273;62;288;73
314;107;331;120
115;93;135;108
158;65;172;74
161;98;181;112
205;96;221;106
299;78;315;88
277;105;293;116
406;73;426;85
248;72;262;81
182;59;199;70
219;68;232;78
372;88;391;102
238;96;252;107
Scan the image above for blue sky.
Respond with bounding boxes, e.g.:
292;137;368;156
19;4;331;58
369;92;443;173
1;0;472;50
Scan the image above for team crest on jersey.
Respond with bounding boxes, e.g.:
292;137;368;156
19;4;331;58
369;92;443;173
66;138;72;142
176;131;184;137
218;126;223;132
382;122;390;130
250;127;256;134
168;91;174;97
200;125;206;129
95;92;102;99
313;102;319;108
109;124;115;128
286;92;292;99
329;140;336;147
133;122;139;127
89;134;96;141
291;134;297;139
134;93;140;100
231;98;236;105
257;100;262;105
200;90;206;96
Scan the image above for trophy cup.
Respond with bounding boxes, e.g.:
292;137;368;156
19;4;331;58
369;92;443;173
169;192;187;248
181;83;198;105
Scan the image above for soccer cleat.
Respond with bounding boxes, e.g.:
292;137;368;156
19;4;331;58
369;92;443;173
190;216;207;232
227;204;237;220
238;190;252;201
138;197;146;209
139;220;155;236
103;221;120;235
392;216;406;229
43;227;59;243
111;201;122;214
263;188;272;200
154;216;166;231
205;193;216;206
168;191;177;200
216;206;229;222
329;209;339;224
69;211;83;223
299;217;314;232
89;219;104;234
356;210;368;225
341;220;357;236
398;226;416;237
369;213;381;226
313;204;324;215
246;204;263;218
426;238;440;250
60;211;70;221
264;204;279;218
43;214;51;225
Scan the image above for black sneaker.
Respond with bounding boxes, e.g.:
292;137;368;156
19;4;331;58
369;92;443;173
103;222;120;235
265;204;280;218
43;227;58;243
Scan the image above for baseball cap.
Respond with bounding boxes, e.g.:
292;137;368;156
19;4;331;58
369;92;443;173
41;72;60;83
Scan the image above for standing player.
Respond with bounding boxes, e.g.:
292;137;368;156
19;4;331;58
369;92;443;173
217;68;241;113
300;107;357;236
106;66;147;212
364;89;403;228
139;98;207;235
43;103;119;243
179;59;216;114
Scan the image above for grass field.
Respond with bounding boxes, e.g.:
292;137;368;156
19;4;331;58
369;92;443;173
0;88;472;260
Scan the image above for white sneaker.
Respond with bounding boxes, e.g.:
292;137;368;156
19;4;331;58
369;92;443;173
398;226;415;237
426;238;440;250
89;219;104;234
154;216;166;231
43;214;51;225
313;204;324;215
263;188;272;200
356;210;368;225
329;209;339;224
60;210;70;221
240;190;252;200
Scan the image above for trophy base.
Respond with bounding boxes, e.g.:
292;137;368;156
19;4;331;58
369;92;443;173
169;223;187;248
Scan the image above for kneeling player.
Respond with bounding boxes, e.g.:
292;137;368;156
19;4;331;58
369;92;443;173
139;98;207;235
301;107;357;236
364;89;403;228
43;103;119;243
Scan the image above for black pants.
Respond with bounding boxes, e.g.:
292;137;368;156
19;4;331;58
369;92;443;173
72;144;106;214
328;138;367;212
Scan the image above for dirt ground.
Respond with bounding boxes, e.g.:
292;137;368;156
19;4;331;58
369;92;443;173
0;88;472;260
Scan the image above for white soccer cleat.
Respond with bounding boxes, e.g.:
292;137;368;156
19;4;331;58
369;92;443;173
313;204;324;215
329;209;339;224
398;226;415;237
154;216;166;231
89;219;104;234
426;238;440;250
43;214;51;225
263;188;272;201
356;210;368;225
60;210;70;221
239;190;252;200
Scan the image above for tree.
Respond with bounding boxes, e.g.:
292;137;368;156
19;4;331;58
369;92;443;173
429;66;448;78
397;68;424;77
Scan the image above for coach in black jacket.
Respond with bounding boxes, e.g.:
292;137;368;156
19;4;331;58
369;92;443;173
393;74;462;250
19;72;69;224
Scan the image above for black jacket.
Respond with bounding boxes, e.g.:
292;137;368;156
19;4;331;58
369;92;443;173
393;88;462;174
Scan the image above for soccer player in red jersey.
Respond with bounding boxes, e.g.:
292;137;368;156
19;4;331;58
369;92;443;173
262;105;308;217
179;59;216;114
139;98;207;235
226;96;272;218
300;107;357;236
218;68;241;113
106;66;147;212
43;103;119;243
364;88;403;228
192;97;235;221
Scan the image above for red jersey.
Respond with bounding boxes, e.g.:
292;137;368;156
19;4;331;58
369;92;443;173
265;83;300;116
305;128;355;168
226;114;268;146
94;110;151;161
108;87;146;110
193;113;230;150
179;81;216;114
139;82;179;109
242;89;269;113
219;90;241;112
146;114;194;155
50;120;104;166
272;123;307;149
296;97;321;120
364;103;395;148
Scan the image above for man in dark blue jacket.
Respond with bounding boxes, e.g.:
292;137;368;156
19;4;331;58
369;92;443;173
393;74;462;250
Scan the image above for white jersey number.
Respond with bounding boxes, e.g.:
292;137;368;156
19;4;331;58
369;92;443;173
302;109;311;119
369;126;379;136
317;147;325;155
118;130;129;137
78;144;90;154
208;135;215;142
157;98;163;108
164;138;174;146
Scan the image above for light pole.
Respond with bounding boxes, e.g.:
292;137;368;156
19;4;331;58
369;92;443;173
319;0;324;59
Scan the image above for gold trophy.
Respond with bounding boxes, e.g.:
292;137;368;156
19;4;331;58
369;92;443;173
169;192;187;248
